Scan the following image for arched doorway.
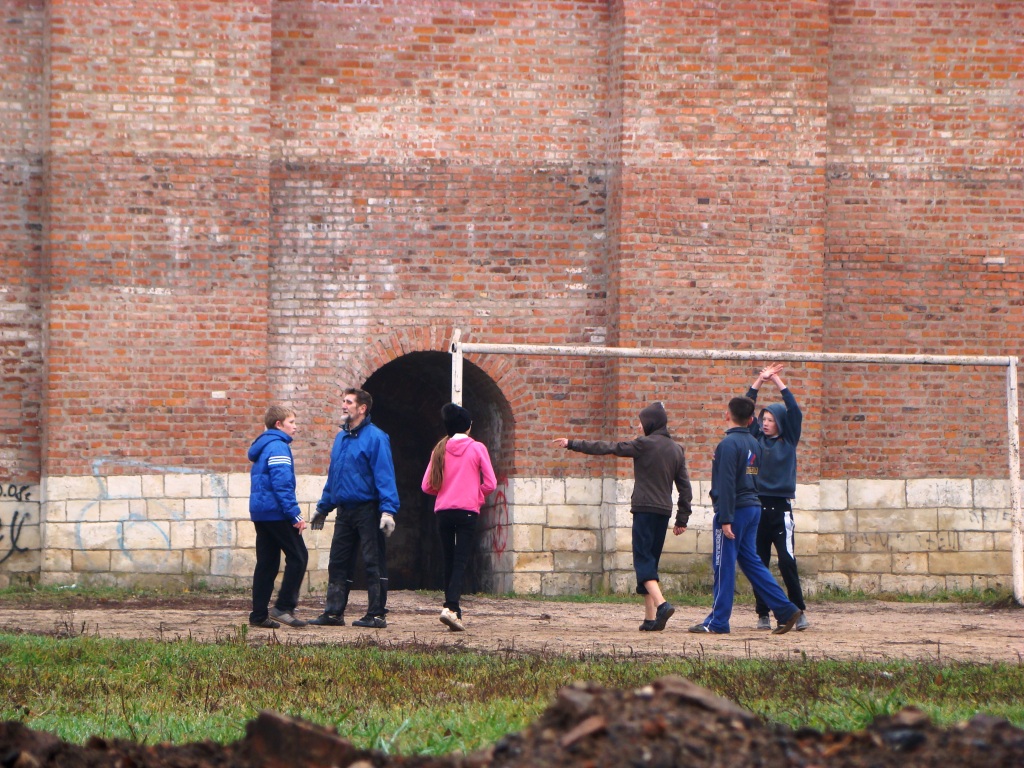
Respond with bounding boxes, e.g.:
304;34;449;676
361;351;513;592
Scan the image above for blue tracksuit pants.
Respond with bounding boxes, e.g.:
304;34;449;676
700;505;799;633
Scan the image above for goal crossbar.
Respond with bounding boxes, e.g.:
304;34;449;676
448;329;1024;606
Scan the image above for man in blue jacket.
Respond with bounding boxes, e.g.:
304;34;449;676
247;405;308;629
689;396;803;635
746;364;809;631
310;388;399;629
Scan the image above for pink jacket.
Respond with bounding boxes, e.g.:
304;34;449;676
421;435;497;513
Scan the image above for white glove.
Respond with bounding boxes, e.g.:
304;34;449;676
379;513;396;537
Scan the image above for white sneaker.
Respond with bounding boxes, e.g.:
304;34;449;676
440;607;464;632
796;613;810;631
755;615;771;630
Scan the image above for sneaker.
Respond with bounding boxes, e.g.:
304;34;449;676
269;608;308;628
772;610;803;635
651;601;675;632
795;613;810;631
440;608;464;632
249;617;281;629
755;615;772;630
352;615;387;629
308;613;345;627
688;622;726;635
638;619;658;632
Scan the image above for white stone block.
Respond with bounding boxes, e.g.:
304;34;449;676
147;498;185;520
65;499;100;522
296;475;322;503
195;520;236;549
547;504;600;529
512;477;543;505
906;478;972;509
686;505;714;530
99;499;132;523
817;479;848;510
210;548;256;577
511;504;546;526
141;475;164;497
565;477;601;505
43;523;78;550
234;521;257;548
228;496;249;519
792;508;817;533
41;548;72;572
44;476;103;501
171;521;196;549
164;473;203;498
110;549;183;574
228;472;251;499
184;498;223;520
974;479;1009;509
614;478;634;504
122;520;171;550
848;479;905;509
545;527;597;552
104;475;142;498
77;522;123;550
42;502;66;523
541;478;565;504
203;474;230;498
794;482;819;511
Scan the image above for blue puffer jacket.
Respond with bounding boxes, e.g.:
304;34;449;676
316;415;399;516
248;428;303;524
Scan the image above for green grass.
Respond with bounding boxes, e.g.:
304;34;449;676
1;630;1022;754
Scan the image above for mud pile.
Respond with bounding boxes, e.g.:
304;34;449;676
3;676;1022;768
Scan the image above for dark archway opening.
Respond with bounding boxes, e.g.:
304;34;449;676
356;351;513;593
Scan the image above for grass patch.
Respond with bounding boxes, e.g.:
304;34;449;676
1;631;1021;754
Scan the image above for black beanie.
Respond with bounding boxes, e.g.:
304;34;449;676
442;403;473;437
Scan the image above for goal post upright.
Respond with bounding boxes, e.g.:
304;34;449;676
448;330;1024;605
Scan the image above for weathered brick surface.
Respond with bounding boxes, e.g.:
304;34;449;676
2;1;1022;592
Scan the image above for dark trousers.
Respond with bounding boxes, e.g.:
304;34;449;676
325;502;386;618
250;520;308;623
437;509;478;616
631;511;669;595
754;497;806;617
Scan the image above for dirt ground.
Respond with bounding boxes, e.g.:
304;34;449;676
0;591;1021;663
2;593;1023;767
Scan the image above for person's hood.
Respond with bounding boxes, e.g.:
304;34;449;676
639;402;668;436
760;402;789;439
445;435;474;457
248;428;291;462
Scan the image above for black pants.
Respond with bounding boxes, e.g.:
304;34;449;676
754;498;806;617
325;502;386;618
437;509;478;616
631;511;668;595
250;520;308;623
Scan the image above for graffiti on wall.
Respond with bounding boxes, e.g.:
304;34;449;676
1;483;33;565
488;476;509;555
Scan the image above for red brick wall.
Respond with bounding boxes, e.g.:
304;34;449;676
270;0;615;475
822;0;1024;477
0;0;44;482
6;0;1022;482
44;0;273;475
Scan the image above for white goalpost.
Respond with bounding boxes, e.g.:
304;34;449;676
448;328;1024;606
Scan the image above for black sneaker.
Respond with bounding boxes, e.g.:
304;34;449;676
352;615;387;629
249;617;281;629
772;610;803;635
651;601;675;631
308;613;345;626
638;619;658;632
688;623;727;634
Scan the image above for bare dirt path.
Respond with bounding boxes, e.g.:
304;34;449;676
2;592;1020;663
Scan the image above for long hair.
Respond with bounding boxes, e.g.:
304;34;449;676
428;436;449;491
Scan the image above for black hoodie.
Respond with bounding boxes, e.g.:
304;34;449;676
568;402;693;526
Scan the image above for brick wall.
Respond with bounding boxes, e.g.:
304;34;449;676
1;0;1021;593
43;0;273;477
823;0;1024;477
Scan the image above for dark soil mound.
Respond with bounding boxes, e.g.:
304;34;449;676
3;676;1022;768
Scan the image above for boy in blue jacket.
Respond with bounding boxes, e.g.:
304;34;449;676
689;397;802;635
746;364;809;631
247;405;308;629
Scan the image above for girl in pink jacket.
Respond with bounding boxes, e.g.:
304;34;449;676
421;403;497;631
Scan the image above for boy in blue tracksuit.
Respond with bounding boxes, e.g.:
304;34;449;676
309;388;399;629
247;405;308;629
746;363;808;630
689;396;803;635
